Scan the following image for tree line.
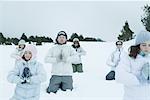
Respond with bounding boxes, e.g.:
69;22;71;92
0;4;150;45
0;32;104;45
117;4;150;41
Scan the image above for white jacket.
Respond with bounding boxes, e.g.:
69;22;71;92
115;54;150;100
106;48;126;70
72;46;86;64
45;44;79;76
7;59;46;100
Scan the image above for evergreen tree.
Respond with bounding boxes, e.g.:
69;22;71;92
97;38;104;42
5;38;12;45
141;4;150;32
35;36;42;45
69;33;79;41
84;37;97;41
0;33;6;45
28;36;36;44
28;35;53;44
20;33;28;42
118;21;134;41
42;36;53;43
78;35;84;41
11;38;19;45
46;37;53;43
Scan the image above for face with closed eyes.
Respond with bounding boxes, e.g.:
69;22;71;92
57;35;67;44
116;42;123;49
24;51;32;61
74;41;79;47
140;41;150;53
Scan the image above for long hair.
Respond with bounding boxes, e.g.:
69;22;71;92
128;44;140;59
72;44;80;48
72;41;80;48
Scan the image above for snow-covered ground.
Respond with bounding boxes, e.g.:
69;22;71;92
0;41;134;100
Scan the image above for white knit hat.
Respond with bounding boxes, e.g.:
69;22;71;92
73;38;79;42
135;31;150;45
18;39;26;45
23;44;37;59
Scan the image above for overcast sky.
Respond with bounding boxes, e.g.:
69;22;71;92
0;0;149;41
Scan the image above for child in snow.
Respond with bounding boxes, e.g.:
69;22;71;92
115;31;150;100
45;31;78;94
106;41;126;80
11;39;26;63
7;44;46;100
71;38;86;73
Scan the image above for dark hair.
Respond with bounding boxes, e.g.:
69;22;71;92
128;44;140;59
19;44;26;49
72;43;80;48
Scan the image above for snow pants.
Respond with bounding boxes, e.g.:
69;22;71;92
106;70;115;80
47;75;73;93
72;63;83;73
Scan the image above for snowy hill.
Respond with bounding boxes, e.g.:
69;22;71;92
0;41;134;100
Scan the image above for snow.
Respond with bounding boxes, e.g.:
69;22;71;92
0;41;134;100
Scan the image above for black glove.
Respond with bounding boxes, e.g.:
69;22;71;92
106;71;115;80
21;67;32;84
59;52;63;60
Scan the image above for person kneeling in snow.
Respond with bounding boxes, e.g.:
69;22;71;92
106;41;126;80
7;44;46;100
45;31;79;94
71;38;86;73
115;30;150;100
11;39;26;64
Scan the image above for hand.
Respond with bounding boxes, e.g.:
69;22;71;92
61;55;67;63
138;62;150;84
141;63;150;80
114;61;119;67
148;79;150;84
56;49;67;62
25;77;31;83
56;54;67;63
20;78;25;84
56;53;63;62
21;77;31;84
21;67;32;79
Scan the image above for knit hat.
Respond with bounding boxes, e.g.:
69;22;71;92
18;39;26;45
73;38;79;42
23;44;37;59
135;31;150;45
56;31;67;44
116;40;123;45
56;31;67;39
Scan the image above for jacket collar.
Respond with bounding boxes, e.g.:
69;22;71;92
56;43;67;47
115;47;123;52
20;58;36;65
